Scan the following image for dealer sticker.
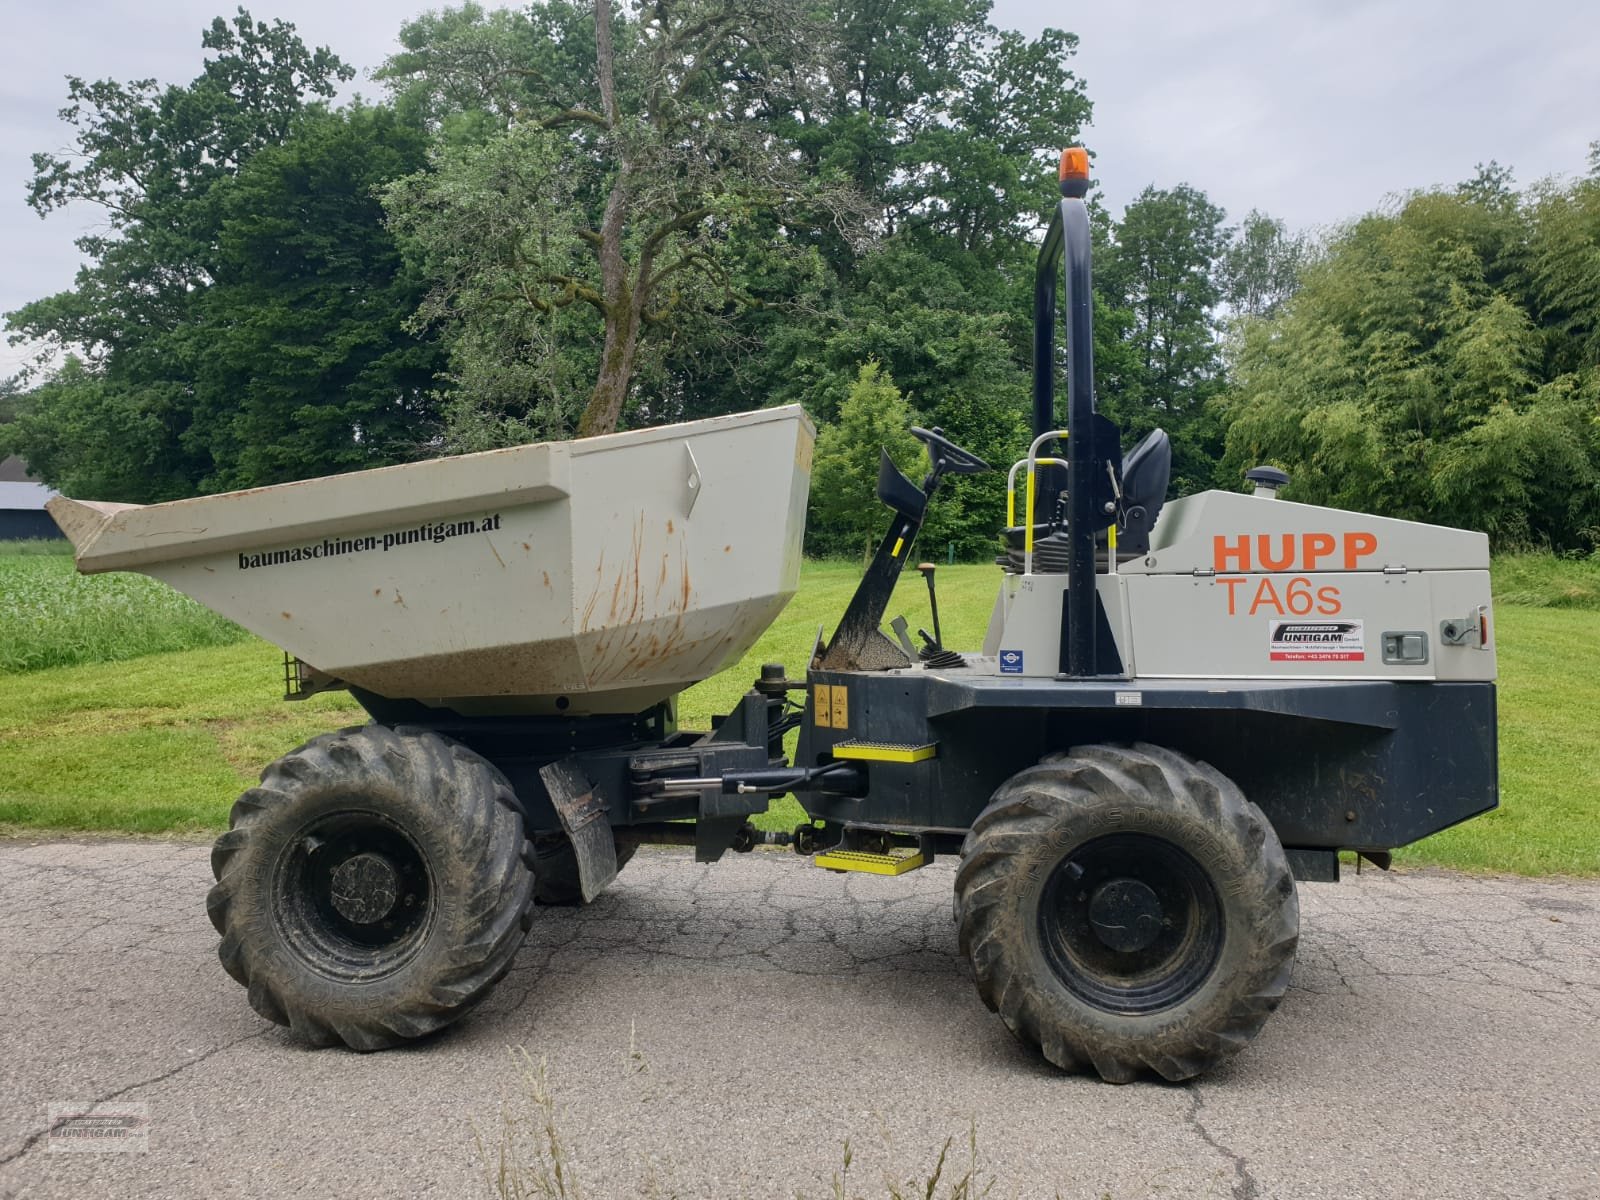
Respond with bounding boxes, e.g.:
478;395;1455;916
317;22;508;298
1269;619;1364;662
999;650;1024;674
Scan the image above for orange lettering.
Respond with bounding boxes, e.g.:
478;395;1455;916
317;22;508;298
1213;535;1251;573
1302;532;1336;570
1248;578;1284;616
1344;531;1377;569
1257;533;1295;571
1219;576;1248;614
1316;585;1342;615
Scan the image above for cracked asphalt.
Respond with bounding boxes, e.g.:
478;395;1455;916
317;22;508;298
1;840;1597;1199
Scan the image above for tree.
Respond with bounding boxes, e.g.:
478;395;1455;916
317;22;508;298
13;9;353;367
808;362;925;556
1097;184;1230;493
1221;210;1305;319
1219;178;1600;550
782;238;1028;556
381;0;858;444
183;104;447;489
796;1;1090;270
2;10;422;501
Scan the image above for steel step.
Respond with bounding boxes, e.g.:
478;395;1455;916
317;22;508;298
812;848;926;876
829;740;937;763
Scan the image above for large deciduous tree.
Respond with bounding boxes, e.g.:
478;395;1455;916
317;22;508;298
1222;210;1306;320
185;104;446;488
5;10;445;500
15;9;352;366
380;0;859;445
1096;184;1231;493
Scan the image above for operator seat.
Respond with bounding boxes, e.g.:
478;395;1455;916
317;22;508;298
1116;428;1171;556
995;428;1173;572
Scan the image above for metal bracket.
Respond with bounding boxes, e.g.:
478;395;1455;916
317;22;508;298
1440;609;1485;647
283;654;348;701
888;615;917;659
682;443;702;518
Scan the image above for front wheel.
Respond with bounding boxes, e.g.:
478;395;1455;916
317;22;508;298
207;725;536;1051
954;743;1298;1082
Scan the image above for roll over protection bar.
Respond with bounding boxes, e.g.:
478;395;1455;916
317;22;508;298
1033;150;1101;678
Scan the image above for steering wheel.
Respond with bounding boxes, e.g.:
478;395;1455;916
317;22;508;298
910;426;991;477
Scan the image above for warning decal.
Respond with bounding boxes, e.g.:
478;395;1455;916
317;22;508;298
1269;619;1365;662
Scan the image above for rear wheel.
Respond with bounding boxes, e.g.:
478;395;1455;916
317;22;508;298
207;725;536;1050
955;742;1298;1082
531;834;637;906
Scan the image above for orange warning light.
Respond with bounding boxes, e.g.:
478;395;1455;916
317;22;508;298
1058;147;1090;182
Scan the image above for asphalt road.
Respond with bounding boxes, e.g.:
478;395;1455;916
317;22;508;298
1;840;1597;1200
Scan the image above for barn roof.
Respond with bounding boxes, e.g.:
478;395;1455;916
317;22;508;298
0;480;56;511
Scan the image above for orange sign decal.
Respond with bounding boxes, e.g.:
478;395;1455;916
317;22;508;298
1212;532;1378;574
1221;576;1342;616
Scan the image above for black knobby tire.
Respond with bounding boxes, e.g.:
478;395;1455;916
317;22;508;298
206;724;536;1051
954;742;1299;1083
530;834;637;906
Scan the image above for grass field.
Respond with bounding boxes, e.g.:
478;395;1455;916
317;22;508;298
0;539;247;672
1;549;1596;875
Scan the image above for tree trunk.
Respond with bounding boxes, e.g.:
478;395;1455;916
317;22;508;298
575;0;636;438
579;292;641;436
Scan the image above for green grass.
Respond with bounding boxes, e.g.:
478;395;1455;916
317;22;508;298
0;552;1595;875
1401;605;1599;875
1489;551;1600;609
0;544;248;673
0;538;74;556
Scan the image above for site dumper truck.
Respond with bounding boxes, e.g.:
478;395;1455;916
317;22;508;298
50;150;1497;1081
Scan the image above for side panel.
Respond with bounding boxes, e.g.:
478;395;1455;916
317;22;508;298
799;671;1498;852
1124;570;1495;681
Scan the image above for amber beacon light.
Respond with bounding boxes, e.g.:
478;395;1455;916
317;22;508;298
1058;146;1090;198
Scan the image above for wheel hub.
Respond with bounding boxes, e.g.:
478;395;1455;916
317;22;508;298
329;852;400;925
1037;833;1224;1015
1087;877;1164;953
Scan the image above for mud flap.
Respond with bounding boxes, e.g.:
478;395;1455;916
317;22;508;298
538;758;618;903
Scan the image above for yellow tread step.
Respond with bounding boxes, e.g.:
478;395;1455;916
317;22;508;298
830;740;938;763
813;848;926;876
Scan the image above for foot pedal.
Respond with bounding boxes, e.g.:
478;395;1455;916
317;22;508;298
813;848;925;875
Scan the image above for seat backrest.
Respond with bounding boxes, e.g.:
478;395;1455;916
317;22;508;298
1121;428;1171;530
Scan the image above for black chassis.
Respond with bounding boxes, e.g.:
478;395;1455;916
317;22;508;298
355;664;1498;887
354;686;788;864
795;667;1499;881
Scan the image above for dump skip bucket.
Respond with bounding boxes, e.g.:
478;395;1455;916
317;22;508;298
51;407;815;714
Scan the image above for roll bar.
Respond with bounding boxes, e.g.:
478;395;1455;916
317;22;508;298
1034;150;1101;677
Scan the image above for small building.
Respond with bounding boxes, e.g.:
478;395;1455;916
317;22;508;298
0;456;63;540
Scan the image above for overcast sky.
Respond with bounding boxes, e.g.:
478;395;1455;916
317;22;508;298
3;0;1596;376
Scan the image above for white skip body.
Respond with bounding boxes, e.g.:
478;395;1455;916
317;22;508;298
49;407;815;714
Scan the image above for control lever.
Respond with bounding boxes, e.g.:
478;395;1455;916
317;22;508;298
889;615;917;659
917;562;943;650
